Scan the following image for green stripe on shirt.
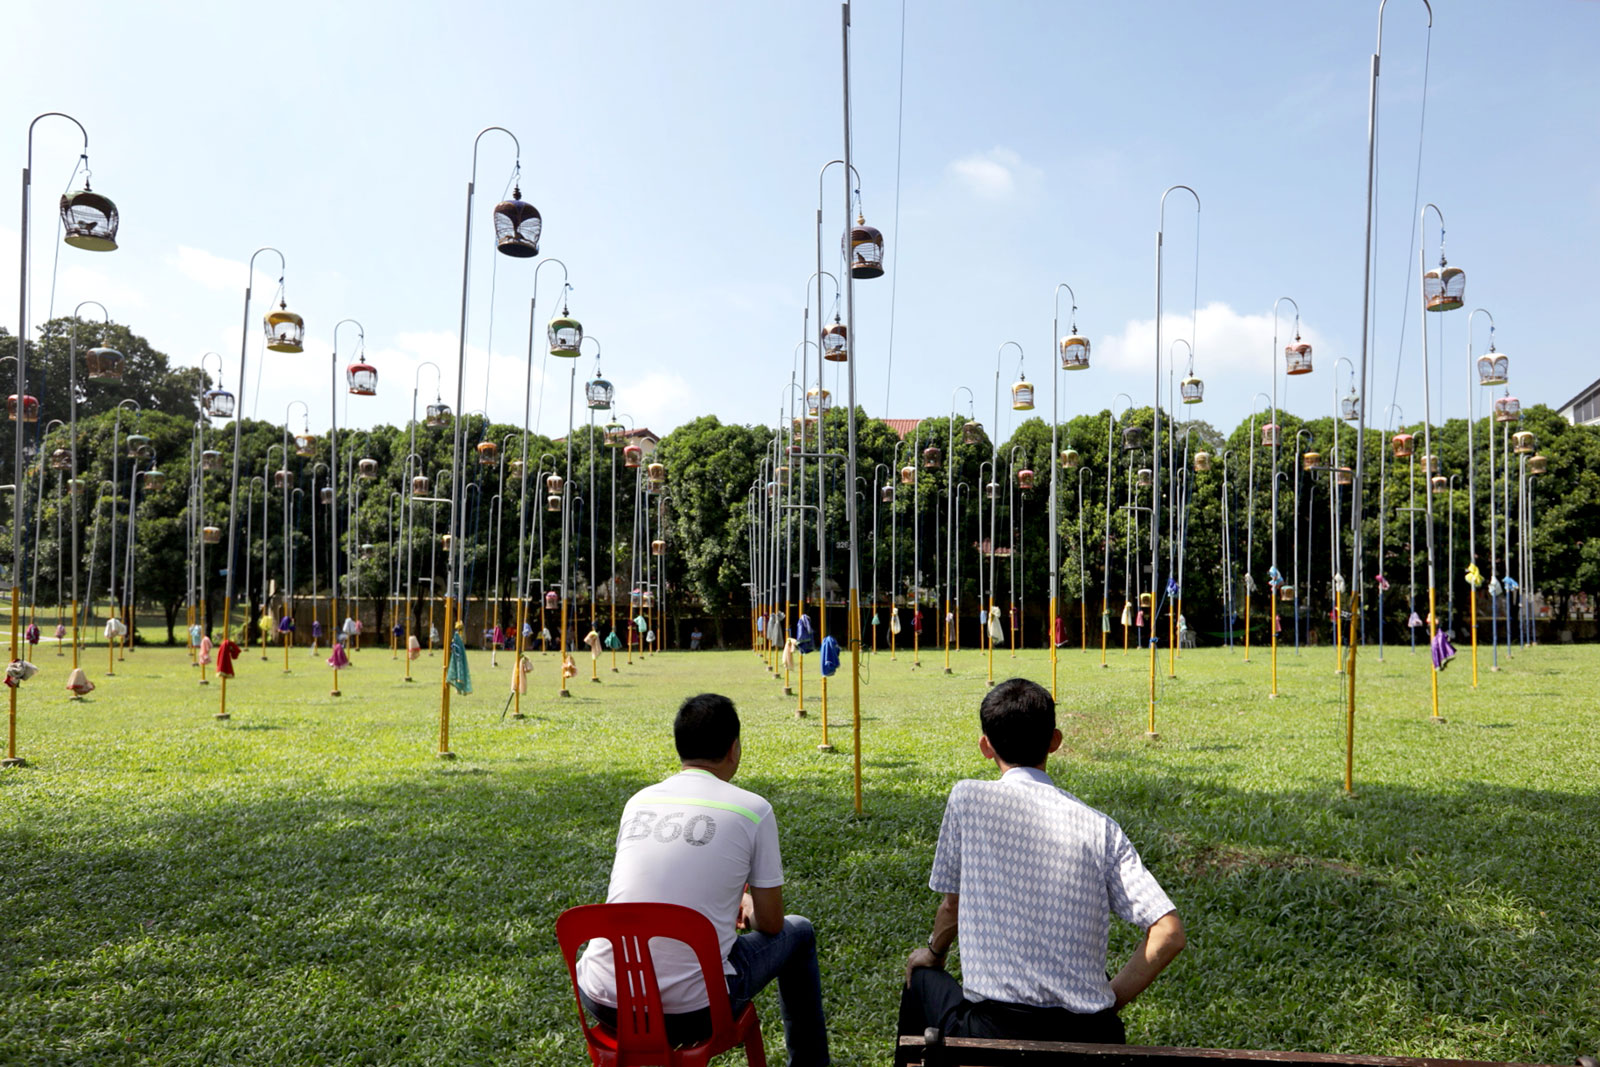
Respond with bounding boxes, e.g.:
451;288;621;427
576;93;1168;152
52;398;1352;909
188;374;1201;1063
639;796;763;824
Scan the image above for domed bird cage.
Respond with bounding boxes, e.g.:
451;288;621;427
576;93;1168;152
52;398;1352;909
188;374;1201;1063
647;461;666;487
126;433;151;458
1194;451;1212;472
652;539;666;556
962;420;982;446
441;534;452;551
1137;468;1153;489
203;388;235;419
922;445;942;470
1424;262;1466;312
1011;376;1035;411
60;181;120;251
1477;352;1509;386
346;360;378;396
545;472;564;495
547;314;582;358
1302;451;1321;472
508;459;524;479
359;543;376;560
1340;390;1361;422
1122;425;1147;451
201;449;223;472
1391;433;1415;459
1331;467;1352;487
1180;375;1204;405
1060;448;1081;469
775;464;789;484
1140;592;1153;609
765;480;778;500
1528;454;1548;475
586;376;615;410
202;525;221;545
493;187;542;258
1017;468;1036;490
49;448;71;471
1284;341;1313;376
7;394;39;423
85;345;124;381
545;590;559;610
358;457;379;479
985;481;1000;500
424;402;451;427
899;465;915;486
880;483;894;503
1420;454;1440;475
847;212;885;279
604;421;626;446
67;478;86;495
1513;431;1536;455
546;494;561;513
264;300;305;354
1059;333;1091;372
821;320;849;362
805;387;832;418
274;469;294;490
320;486;334;505
1279;584;1295;603
477;441;498;467
1260;423;1280;448
1493;394;1521;423
294;433;317;457
1430;475;1448;491
624;445;642;469
411;474;430;495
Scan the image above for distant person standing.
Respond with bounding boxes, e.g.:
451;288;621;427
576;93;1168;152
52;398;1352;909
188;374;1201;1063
690;627;703;650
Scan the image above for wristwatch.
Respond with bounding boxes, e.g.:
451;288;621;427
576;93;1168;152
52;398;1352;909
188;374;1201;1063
926;935;948;959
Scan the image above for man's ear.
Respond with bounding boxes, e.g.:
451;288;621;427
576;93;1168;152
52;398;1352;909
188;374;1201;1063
978;734;998;762
1048;728;1064;755
726;736;742;765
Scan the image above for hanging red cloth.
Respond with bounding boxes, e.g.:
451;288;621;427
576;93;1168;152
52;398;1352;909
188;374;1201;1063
1054;614;1068;647
215;639;241;678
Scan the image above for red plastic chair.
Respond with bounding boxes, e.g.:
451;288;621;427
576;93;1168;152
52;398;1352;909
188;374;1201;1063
557;902;767;1067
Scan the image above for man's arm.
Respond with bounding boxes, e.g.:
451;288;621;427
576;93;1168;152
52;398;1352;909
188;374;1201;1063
904;892;959;984
741;886;785;936
1109;909;1185;1011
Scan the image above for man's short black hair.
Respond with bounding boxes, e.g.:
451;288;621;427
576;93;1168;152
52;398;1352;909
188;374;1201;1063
979;678;1056;767
675;693;741;762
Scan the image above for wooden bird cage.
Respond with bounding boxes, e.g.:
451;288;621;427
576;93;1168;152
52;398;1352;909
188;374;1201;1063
647;461;666;487
7;394;39;423
1420;454;1440;475
1140;591;1153;608
821;321;849;362
985;481;999;499
962;420;982;446
1513;431;1536;455
922;445;942;470
1528;454;1548;475
1424;264;1465;312
320;486;334;505
1060;448;1081;470
493;188;542;258
60;183;120;251
546;473;564;495
1011;377;1035;411
263;301;305;354
49;448;71;471
1477;352;1508;386
1284;342;1313;376
1122;425;1147;451
848;214;885;279
202;525;222;545
547;314;582;358
125;433;151;458
1336;467;1354;487
1302;451;1321;472
425;402;451;427
880;483;894;503
1430;475;1448;492
1179;376;1204;404
806;387;831;417
586;377;614;410
1493;395;1520;423
274;469;294;490
899;465;915;486
204;388;236;419
201;449;223;472
1017;468;1036;490
1193;451;1212;472
477;441;498;466
624;445;642;469
1279;584;1295;603
1059;334;1090;372
67;478;86;495
651;539;666;557
1137;467;1153;489
359;543;376;560
508;459;524;479
1260;423;1279;448
441;534;452;551
546;493;561;513
1391;433;1415;459
85;345;123;381
346;361;378;396
358;457;379;479
411;475;430;495
294;433;317;457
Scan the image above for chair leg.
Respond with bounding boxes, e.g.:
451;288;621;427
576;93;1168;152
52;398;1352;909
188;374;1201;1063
744;1016;767;1067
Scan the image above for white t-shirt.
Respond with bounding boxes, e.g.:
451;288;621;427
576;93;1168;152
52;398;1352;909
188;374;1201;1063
575;769;784;1013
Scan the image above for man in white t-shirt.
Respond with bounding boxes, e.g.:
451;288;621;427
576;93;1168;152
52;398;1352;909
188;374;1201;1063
575;693;829;1065
901;678;1185;1043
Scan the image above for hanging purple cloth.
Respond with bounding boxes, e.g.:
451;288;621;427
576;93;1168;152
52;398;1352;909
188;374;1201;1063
1431;629;1457;671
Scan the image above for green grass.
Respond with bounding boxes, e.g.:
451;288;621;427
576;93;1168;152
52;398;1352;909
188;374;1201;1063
1;635;1597;1066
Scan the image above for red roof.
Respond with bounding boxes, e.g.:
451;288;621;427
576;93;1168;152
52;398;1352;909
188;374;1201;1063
883;419;922;438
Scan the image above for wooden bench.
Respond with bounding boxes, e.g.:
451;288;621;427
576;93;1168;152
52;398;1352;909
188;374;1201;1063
894;1030;1598;1067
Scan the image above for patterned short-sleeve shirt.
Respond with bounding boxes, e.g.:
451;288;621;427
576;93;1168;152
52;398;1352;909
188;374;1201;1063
928;766;1175;1012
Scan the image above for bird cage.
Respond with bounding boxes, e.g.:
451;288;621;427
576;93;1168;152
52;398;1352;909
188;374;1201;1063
922;445;942;470
493;187;541;257
547;314;582;357
359;543;376;560
85;345;124;381
202;525;222;545
642;590;655;608
1420;454;1440;475
624;445;642;469
1193;451;1212;472
1179;376;1204;404
411;474;430;495
1060;448;1081;469
1340;390;1361;422
346;361;378;396
1260;423;1279;448
604;421;626;446
1279;584;1295;603
847;213;885;279
775;464;790;484
274;469;294;490
652;539;666;556
899;465;915;486
59;182;120;251
476;441;498;466
985;481;1000;499
962;420;982;446
441;533;452;551
1017;468;1036;490
289;433;314;457
1137;468;1153;489
203;388;236;419
358;457;379;479
765;480;778;500
1122;425;1147;451
647;461;666;487
1284;342;1313;376
1423;264;1465;312
545;472;564;495
1391;433;1415;459
1140;591;1153;609
66;478;86;494
880;483;894;503
7;394;39;423
1493;395;1520;423
546;493;561;513
201;449;223;472
263;301;305;353
319;486;334;505
805;387;831;417
1059;334;1090;372
1476;352;1509;387
821;321;849;362
126;433;152;458
545;590;559;610
1430;475;1448;492
1528;454;1548;475
1302;451;1321;472
508;459;524;479
49;448;71;471
1011;376;1035;411
1336;467;1354;487
425;402;451;427
1513;431;1535;455
586;376;614;410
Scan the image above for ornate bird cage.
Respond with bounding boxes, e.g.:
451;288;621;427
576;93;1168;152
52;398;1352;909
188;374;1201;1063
425;402;451;427
1059;334;1090;372
545;590;559;610
294;433;317;457
805;387;831;418
411;474;430;495
508;459;524;479
1340;390;1361;422
263;300;305;353
1391;433;1415;459
493;187;542;258
201;449;223;472
1260;423;1280;448
7;394;39;423
346;361;378;396
49;448;71;471
359;543;376;560
899;465;915;486
1528;454;1548;476
1336;467;1354;487
847;213;885;279
67;477;86;494
1493;394;1521;423
651;539;666;557
546;493;561;513
962;420;982;446
880;483;894;503
545;472;564;495
985;481;999;500
1122;425;1147;451
1477;352;1509;386
922;445;942;470
1430;475;1448;491
274;469;294;490
125;433;152;458
1513;431;1536;455
821;321;849;362
1180;375;1204;404
1420;454;1440;475
476;441;498;466
320;486;334;505
1060;448;1081;470
203;388;236;419
647;461;666;488
586;376;615;410
85;345;124;381
60;182;120;251
1011;376;1035;411
1423;263;1465;312
1017;468;1036;490
624;445;642;469
604;421;626;446
547;314;582;357
358;457;379;479
202;525;222;545
1284;342;1313;376
441;533;452;551
1279;584;1295;603
1194;451;1212;472
1137;468;1153;489
1302;451;1321;472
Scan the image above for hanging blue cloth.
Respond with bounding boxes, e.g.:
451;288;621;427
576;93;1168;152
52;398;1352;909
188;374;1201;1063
446;632;472;695
820;634;840;677
795;614;815;654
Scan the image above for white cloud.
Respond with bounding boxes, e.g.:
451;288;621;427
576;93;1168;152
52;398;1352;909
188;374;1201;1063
623;370;696;436
946;147;1043;203
170;246;248;292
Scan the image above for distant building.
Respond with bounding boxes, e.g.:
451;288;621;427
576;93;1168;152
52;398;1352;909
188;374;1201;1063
883;418;922;438
556;427;660;456
1558;377;1600;426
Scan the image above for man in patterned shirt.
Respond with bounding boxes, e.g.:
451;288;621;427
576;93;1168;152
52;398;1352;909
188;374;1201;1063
901;678;1185;1042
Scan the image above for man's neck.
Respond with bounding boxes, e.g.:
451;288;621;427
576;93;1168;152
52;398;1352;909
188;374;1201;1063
680;760;733;782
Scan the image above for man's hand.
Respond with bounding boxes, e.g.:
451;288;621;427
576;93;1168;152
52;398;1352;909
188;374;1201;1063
737;891;755;931
904;946;945;986
1110;910;1185;1012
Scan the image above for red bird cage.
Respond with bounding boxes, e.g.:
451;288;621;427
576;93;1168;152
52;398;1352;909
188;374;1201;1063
624;445;642;469
1260;423;1279;448
545;590;559;610
7;394;39;423
347;361;378;396
1284;341;1313;376
1392;433;1415;459
1017;468;1036;490
1493;395;1521;423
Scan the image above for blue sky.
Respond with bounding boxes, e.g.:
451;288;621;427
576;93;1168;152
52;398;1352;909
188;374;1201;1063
3;0;1596;450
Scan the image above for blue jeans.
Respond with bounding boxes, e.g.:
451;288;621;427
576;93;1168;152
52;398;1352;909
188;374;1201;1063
727;914;830;1067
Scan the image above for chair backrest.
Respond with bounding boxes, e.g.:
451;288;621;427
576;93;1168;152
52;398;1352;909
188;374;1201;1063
557;903;735;1056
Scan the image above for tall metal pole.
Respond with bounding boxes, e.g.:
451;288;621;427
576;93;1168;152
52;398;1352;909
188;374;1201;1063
67;302;112;673
1464;308;1493;688
1049;283;1079;698
1417;203;1448;722
1269;296;1299;699
839;0;863;804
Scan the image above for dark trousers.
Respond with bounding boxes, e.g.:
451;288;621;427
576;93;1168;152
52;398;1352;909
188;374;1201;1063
898;966;1126;1044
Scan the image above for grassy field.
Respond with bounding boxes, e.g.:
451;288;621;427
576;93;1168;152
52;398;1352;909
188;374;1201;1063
1;634;1596;1066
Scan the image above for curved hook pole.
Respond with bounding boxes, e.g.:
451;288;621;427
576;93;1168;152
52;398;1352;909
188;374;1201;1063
804;271;841;317
1467;308;1496;352
1376;0;1433;56
332;319;365;359
533;258;569;306
470;126;522;185
26;113;89;172
1421;202;1446;265
1053;282;1079;333
1111;392;1135;423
